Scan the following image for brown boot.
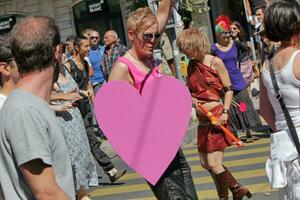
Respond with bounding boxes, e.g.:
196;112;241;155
76;187;91;200
208;170;220;194
215;171;229;200
224;167;252;200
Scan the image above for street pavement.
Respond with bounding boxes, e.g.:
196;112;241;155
88;84;278;199
88;129;278;200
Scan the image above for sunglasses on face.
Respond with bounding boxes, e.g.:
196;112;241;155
90;36;99;40
221;32;232;36
142;32;161;42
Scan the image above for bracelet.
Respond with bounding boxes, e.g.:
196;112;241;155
222;108;229;114
247;15;253;22
223;86;232;93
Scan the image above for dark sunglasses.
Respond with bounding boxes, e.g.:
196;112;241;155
142;33;161;42
90;36;99;40
221;32;232;36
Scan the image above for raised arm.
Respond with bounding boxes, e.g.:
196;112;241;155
244;0;255;25
156;0;175;34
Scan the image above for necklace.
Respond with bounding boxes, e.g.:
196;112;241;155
128;50;152;69
128;50;141;61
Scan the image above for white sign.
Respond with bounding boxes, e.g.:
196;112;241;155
88;0;104;13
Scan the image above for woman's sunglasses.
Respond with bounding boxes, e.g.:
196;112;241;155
221;32;232;37
142;33;161;42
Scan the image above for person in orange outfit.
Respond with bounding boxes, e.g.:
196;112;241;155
177;28;252;200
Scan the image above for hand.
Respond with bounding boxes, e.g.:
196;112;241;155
51;102;74;112
88;89;94;101
63;92;82;101
249;19;255;26
215;113;228;126
79;90;90;97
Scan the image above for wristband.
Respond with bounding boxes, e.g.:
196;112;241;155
247;15;253;22
223;86;232;93
222;108;229;114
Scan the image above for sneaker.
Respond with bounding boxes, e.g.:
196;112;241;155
107;168;127;183
245;137;254;143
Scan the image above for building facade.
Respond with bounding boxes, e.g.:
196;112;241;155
0;0;131;43
0;0;213;43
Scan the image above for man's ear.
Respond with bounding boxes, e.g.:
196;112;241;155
54;45;61;60
0;62;10;76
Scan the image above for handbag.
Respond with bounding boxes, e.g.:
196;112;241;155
238;56;255;85
268;60;300;156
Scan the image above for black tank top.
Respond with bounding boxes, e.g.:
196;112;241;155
65;59;89;90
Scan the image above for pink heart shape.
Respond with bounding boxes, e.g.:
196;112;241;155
94;76;192;185
238;102;247;113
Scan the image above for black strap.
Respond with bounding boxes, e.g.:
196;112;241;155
139;68;154;93
269;61;300;156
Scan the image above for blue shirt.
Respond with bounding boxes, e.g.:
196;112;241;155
89;45;105;84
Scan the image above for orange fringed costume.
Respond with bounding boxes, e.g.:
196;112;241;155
187;59;232;153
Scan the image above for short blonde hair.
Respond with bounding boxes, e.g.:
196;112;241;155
176;28;211;61
127;7;158;34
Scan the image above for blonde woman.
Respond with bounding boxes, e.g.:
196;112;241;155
108;1;198;199
177;28;252;200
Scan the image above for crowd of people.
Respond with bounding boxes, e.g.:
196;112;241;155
0;0;300;200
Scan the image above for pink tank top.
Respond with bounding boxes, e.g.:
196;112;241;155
116;57;162;93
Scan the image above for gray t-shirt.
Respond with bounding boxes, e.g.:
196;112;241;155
0;89;75;199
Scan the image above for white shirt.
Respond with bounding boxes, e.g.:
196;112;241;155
262;50;300;130
0;93;7;110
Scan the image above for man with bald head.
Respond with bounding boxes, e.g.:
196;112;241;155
0;16;75;199
102;30;127;80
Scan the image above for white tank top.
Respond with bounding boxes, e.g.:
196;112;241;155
262;50;300;130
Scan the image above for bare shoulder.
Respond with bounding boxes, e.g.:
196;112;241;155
211;56;225;70
293;51;300;80
109;59;130;82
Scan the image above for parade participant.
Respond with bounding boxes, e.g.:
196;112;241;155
109;2;198;199
262;1;300;199
212;15;261;142
0;33;19;200
230;21;254;88
0;34;19;109
177;28;252;200
0;16;75;199
65;36;126;184
52;62;99;199
244;0;266;26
